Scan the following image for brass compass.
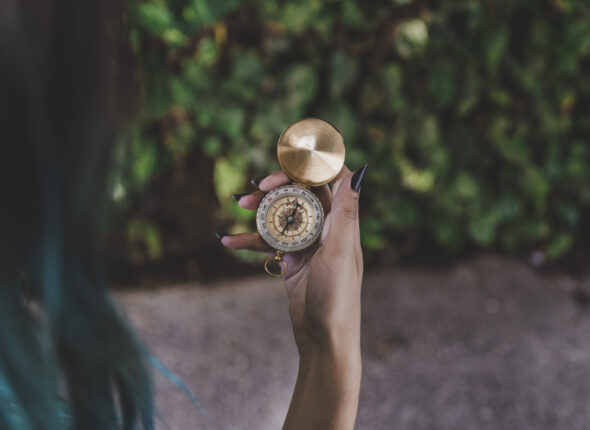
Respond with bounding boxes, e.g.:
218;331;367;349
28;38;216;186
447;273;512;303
256;118;345;277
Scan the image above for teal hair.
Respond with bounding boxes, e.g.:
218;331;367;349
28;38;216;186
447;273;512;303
0;0;153;429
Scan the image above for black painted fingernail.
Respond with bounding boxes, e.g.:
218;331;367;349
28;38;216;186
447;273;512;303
250;175;267;187
351;164;368;192
215;232;233;240
232;192;250;202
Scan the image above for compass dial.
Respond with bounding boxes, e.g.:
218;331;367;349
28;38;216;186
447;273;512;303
256;185;324;252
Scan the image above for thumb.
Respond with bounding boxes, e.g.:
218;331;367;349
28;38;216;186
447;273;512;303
324;164;368;243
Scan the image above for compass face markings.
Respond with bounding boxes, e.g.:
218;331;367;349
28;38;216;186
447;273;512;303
256;185;324;252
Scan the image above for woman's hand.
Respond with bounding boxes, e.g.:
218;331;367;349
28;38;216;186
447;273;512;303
218;164;367;430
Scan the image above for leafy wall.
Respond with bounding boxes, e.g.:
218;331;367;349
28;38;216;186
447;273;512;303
115;0;590;271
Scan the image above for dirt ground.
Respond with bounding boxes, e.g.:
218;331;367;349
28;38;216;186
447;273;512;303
116;255;590;430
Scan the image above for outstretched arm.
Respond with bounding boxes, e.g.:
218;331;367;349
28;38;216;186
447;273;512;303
220;165;367;429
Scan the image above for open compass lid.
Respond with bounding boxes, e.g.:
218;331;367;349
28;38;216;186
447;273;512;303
277;118;345;187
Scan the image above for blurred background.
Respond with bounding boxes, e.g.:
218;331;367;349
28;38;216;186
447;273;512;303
106;0;590;283
107;0;590;429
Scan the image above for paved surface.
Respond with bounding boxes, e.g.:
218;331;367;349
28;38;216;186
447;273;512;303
116;255;590;430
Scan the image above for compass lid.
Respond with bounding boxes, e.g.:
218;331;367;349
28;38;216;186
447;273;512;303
277;118;345;187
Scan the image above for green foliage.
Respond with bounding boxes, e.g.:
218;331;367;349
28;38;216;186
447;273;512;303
123;0;590;262
127;218;163;260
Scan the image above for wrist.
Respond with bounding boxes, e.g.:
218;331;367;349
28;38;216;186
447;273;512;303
285;338;362;430
298;337;362;375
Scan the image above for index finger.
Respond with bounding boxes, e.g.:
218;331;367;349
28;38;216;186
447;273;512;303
256;171;291;191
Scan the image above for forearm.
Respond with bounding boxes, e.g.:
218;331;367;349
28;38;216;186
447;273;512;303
283;343;362;430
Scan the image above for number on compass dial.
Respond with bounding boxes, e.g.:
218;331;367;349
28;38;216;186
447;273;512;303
256;185;324;253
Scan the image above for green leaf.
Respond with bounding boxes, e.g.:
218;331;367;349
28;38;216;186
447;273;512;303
547;233;573;259
468;211;499;246
202;136;223;157
395;19;429;57
196;38;218;66
213;157;247;201
428;61;455;106
398;158;435;193
485;26;508;72
520;167;549;212
330;50;357;98
285;64;318;117
215;107;245;139
136;3;174;35
131;138;158;187
126;219;163;260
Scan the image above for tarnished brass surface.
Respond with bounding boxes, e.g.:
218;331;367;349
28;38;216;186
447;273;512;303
277;118;345;186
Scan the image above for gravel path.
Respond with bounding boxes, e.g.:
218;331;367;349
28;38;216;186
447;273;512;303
117;255;590;430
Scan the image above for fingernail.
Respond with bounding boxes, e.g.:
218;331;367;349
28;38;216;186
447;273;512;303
250;175;267;187
232;192;250;202
351;164;368;192
215;232;233;240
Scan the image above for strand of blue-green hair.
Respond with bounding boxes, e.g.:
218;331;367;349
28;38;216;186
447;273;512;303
0;373;33;430
146;352;237;430
145;353;207;416
0;286;63;430
154;407;172;430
